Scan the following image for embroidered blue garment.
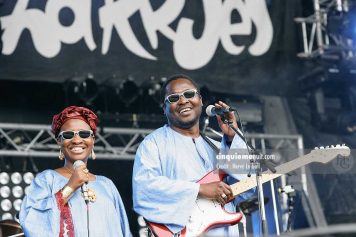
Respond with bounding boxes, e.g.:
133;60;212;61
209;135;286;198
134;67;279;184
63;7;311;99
20;170;132;237
133;125;254;236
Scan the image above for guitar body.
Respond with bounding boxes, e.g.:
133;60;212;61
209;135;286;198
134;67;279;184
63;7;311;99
147;170;243;237
146;145;350;237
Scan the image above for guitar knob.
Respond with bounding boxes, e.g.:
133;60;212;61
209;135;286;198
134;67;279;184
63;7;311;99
326;146;329;148
320;146;324;149
314;147;319;150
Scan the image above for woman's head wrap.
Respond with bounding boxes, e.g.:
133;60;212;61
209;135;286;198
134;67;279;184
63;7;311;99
52;106;98;137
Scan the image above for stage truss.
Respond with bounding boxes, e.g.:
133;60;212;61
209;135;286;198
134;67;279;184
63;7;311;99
295;0;355;59
0;123;303;161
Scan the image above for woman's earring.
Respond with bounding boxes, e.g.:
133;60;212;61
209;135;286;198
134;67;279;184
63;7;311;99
91;150;96;160
58;150;64;160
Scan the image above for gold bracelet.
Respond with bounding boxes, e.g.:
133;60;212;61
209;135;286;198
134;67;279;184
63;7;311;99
61;185;74;200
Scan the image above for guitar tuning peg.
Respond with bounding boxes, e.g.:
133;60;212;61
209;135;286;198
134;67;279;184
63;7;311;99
335;144;340;148
314;147;319;150
342;144;346;147
331;145;335;148
326;146;330;148
320;146;324;149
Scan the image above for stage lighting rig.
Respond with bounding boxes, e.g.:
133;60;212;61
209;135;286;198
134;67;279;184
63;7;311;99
295;0;356;60
296;1;356;134
0;171;34;221
117;76;140;108
140;76;165;104
64;73;98;106
138;76;166;114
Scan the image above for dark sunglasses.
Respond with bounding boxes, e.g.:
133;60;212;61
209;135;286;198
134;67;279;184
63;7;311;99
165;89;199;104
58;130;94;140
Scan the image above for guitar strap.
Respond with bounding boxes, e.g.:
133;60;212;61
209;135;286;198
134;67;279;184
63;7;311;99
200;133;220;155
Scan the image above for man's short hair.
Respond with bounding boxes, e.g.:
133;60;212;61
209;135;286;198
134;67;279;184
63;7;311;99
160;74;200;103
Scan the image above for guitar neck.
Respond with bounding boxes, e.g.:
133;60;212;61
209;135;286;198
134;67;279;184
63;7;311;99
231;152;312;196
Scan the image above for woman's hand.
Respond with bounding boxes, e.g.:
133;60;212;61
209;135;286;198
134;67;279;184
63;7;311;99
66;164;90;190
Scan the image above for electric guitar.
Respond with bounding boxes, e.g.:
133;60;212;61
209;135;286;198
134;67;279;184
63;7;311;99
146;145;350;237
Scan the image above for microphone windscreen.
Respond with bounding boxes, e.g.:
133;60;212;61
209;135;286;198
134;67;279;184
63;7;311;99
73;160;85;170
205;105;215;117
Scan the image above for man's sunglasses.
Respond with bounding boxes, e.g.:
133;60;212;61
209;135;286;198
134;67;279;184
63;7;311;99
58;130;94;140
165;89;199;104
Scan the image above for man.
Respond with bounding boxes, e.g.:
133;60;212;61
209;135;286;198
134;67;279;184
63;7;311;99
132;74;254;236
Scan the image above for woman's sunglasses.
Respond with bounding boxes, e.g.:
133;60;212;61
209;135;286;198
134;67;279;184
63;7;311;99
165;89;199;104
58;130;94;140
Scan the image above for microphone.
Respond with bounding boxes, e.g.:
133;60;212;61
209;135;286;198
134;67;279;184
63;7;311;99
73;160;89;203
205;105;236;117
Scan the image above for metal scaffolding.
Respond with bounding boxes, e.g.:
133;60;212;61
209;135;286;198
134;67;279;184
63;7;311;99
0;122;152;160
0;122;303;161
295;0;355;59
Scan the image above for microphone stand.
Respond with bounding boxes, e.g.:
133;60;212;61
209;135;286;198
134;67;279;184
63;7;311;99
201;116;210;135
222;117;276;237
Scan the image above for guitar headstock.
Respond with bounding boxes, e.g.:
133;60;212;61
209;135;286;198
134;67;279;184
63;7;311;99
310;144;351;163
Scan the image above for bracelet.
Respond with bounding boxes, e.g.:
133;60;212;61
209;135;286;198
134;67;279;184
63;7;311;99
61;185;74;200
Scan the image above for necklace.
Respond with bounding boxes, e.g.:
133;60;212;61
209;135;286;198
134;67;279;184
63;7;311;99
63;166;73;174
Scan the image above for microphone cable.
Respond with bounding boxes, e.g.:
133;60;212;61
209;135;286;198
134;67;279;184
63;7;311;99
84;182;90;237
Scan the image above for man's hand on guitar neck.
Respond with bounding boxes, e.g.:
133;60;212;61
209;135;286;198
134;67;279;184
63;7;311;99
199;181;233;205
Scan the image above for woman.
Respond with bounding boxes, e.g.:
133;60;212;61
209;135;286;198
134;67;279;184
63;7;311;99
19;106;132;237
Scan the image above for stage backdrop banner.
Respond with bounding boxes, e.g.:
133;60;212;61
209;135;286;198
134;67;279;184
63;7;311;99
0;0;302;95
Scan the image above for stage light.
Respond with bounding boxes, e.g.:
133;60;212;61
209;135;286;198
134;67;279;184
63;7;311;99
0;172;34;221
0;186;11;198
137;215;148;237
140;77;165;102
78;74;98;104
12;186;23;199
10;173;22;185
64;73;98;105
139;228;147;237
13;199;22;212
23;172;34;185
1;199;12;212
137;216;146;227
24;186;31;195
119;78;139;106
1;213;12;221
0;172;9;185
138;77;166;113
